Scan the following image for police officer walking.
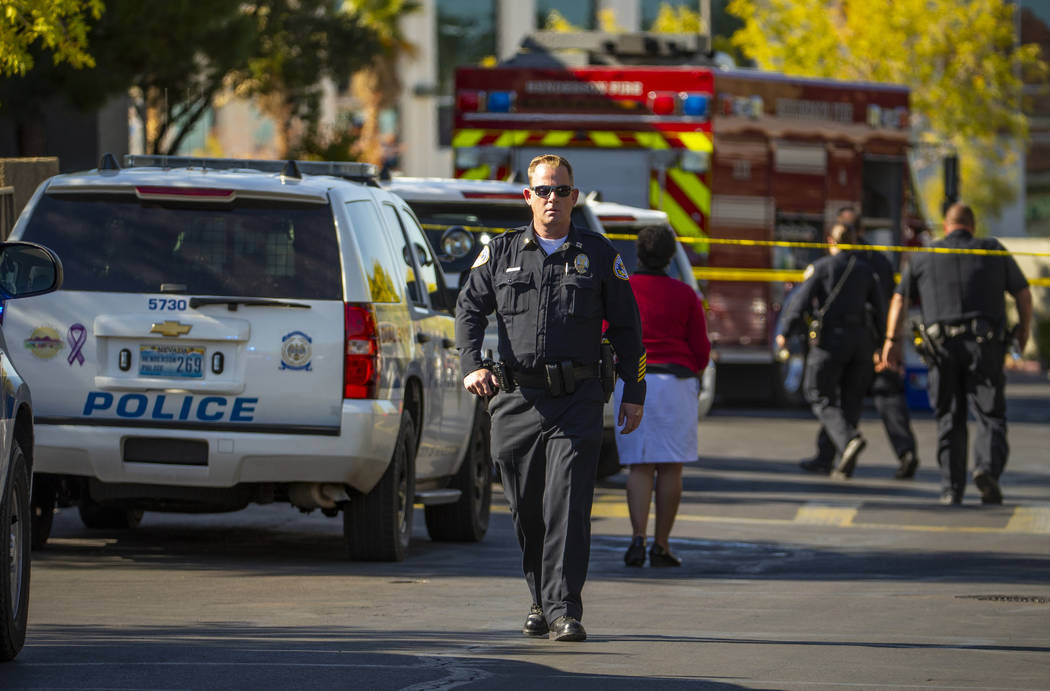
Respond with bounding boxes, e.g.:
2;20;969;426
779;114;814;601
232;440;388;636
882;203;1032;505
805;207;921;479
456;154;646;642
777;222;886;479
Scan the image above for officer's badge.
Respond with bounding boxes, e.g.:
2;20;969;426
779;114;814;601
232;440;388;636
471;245;490;269
613;254;629;281
802;263;815;281
573;253;590;274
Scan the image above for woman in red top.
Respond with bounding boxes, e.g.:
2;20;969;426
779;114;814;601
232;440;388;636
614;225;711;567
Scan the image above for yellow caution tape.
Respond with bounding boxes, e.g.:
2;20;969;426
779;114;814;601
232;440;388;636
419;226;1050;285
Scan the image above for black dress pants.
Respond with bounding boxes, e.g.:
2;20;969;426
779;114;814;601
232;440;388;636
488;378;604;623
926;336;1008;498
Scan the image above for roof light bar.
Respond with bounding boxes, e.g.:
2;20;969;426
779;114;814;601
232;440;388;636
124;155;378;184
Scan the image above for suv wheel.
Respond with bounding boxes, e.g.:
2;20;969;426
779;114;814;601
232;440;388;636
30;475;56;550
0;441;31;662
344;415;416;561
78;496;143;531
425;402;492;542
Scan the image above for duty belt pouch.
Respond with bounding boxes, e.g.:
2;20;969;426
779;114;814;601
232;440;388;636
544;363;564;397
559;360;576;395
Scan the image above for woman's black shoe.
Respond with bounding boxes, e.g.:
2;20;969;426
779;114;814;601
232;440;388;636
624;536;646;567
649;543;682;567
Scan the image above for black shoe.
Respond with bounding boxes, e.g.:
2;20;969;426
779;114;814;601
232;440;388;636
649;543;682;567
832;435;866;479
799;457;832;475
624;536;646;566
939;491;962;506
548;616;586;642
974;472;1003;505
522;604;548;637
895;451;918;480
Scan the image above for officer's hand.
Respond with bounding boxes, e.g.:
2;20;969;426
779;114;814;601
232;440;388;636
775;334;786;349
463;368;499;397
618;402;644;435
881;340;902;371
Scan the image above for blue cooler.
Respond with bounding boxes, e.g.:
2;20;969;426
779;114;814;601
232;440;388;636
904;365;932;410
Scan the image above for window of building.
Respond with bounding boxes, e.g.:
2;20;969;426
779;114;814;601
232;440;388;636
536;0;595;29
436;0;497;95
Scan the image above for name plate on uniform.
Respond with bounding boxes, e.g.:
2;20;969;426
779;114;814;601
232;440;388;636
140;344;205;378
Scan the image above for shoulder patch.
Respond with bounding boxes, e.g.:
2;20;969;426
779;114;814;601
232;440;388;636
613;254;629;281
802;263;815;281
471;245;491;269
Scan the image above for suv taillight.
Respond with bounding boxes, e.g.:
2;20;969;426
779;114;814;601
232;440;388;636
344;303;379;399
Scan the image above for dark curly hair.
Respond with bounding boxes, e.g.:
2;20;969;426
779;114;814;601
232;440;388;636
636;225;677;271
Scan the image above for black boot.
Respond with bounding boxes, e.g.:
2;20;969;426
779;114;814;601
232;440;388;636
624;536;646;567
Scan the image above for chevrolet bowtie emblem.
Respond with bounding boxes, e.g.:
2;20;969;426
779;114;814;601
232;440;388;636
150;320;192;337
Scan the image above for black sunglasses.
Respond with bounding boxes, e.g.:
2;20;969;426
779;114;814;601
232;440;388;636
531;184;575;198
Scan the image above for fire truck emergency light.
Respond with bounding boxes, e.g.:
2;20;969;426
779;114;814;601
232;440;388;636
682;93;710;117
649;92;677;115
486;91;514;112
457;90;483;112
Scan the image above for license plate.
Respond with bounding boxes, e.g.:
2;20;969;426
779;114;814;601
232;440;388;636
139;345;205;378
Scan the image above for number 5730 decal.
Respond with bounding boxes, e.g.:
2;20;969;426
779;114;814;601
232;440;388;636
148;298;188;311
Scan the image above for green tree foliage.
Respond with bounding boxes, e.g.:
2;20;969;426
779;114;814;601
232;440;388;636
234;0;380;158
727;0;1049;228
0;0;101;76
2;0;381;157
346;0;419;167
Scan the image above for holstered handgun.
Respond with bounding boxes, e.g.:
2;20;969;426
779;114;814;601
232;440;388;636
911;321;936;366
482;358;516;393
599;340;615;403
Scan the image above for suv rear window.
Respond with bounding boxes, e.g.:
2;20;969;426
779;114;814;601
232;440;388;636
410;202;529;274
607;228;687;283
22;192;342;299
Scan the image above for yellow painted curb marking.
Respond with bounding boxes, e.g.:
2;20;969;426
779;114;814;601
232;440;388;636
795;504;858;527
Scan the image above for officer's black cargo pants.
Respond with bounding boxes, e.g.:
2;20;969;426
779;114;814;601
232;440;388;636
487;378;604;623
804;328;875;458
927;335;1008;498
815;369;917;465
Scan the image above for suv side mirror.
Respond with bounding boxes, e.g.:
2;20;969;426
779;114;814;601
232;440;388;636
0;242;63;299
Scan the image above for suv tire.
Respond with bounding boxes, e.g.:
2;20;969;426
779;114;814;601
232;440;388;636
425;402;492;542
78;496;143;531
30;475;56;550
345;415;416;561
0;441;31;662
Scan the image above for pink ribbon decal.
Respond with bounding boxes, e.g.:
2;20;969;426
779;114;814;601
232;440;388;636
67;323;86;366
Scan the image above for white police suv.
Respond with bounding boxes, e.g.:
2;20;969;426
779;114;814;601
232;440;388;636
0;240;63;661
4;155;492;562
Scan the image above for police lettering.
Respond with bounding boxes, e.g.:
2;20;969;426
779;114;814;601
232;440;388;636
83;392;258;422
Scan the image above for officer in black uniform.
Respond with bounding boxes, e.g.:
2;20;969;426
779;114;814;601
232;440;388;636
777;222;886;479
805;208;920;479
456;154;646;643
882;203;1031;505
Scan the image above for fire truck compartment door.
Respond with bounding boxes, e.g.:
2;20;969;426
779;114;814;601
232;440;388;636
512;148;652;208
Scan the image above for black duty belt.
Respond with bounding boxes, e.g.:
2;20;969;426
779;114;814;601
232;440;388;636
926;318;995;341
513;362;600;393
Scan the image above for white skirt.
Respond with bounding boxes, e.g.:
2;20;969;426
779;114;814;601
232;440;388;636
613;374;699;464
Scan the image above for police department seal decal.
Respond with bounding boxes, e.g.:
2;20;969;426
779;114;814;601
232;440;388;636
471;245;491;269
280;331;312;371
613;254;629;280
25;326;64;359
574;253;590;274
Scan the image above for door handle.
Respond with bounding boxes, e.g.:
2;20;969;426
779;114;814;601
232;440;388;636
416;332;430;344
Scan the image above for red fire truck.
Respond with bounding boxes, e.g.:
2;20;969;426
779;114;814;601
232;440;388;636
451;32;920;402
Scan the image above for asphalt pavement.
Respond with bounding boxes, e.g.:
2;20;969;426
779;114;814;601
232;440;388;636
4;370;1049;690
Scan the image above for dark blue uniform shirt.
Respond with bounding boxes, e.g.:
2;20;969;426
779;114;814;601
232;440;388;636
456;222;647;404
781;251;886;341
897;230;1028;325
